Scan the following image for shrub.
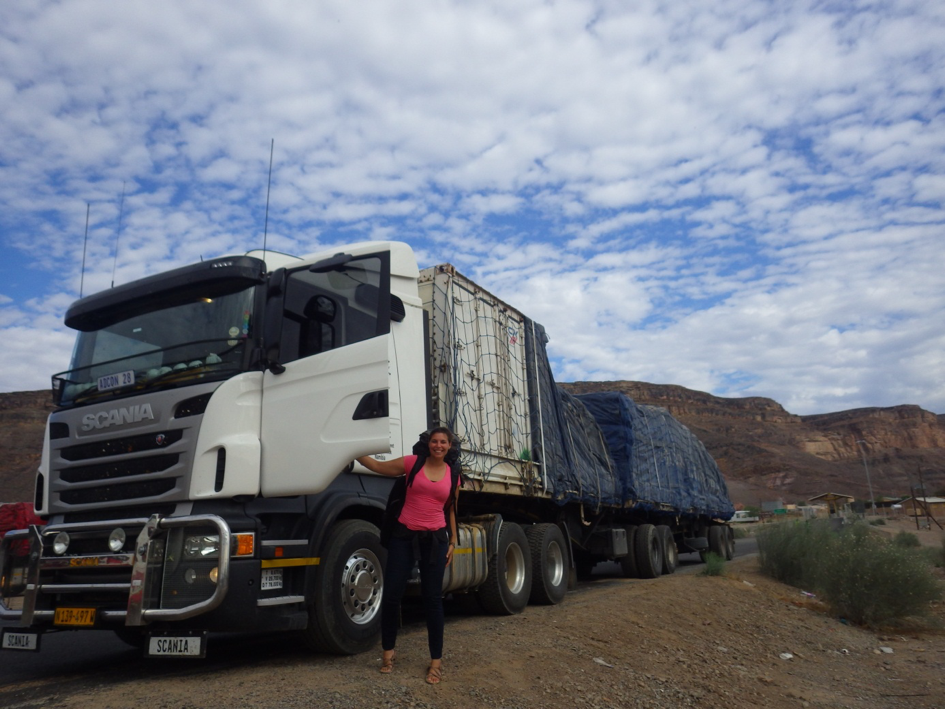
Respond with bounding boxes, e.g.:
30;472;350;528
701;552;726;576
759;520;942;628
893;530;921;548
732;526;751;539
819;523;941;627
869;518;886;526
756;519;835;589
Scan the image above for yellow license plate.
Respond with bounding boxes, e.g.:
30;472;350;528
54;607;96;626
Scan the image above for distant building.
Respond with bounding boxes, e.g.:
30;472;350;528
899;496;945;520
808;492;854;516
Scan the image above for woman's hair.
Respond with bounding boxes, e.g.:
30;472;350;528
427;426;455;444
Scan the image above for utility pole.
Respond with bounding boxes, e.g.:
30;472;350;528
855;439;876;515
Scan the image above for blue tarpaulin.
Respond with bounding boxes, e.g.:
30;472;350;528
524;318;733;520
578;393;734;520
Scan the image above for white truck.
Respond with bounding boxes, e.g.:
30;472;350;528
0;241;733;658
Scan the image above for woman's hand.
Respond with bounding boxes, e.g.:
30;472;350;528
355;455;405;477
446;542;455;566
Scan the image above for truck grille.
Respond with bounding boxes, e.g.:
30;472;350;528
59;453;179;483
60;478;177;505
61;429;184;461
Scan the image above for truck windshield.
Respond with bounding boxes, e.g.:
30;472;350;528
54;286;256;406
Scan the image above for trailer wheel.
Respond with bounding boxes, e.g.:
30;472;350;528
478;522;532;615
634;524;663;579
301;519;385;655
526;523;568;605
657;525;677;575
619;525;638;578
707;525;726;559
724;526;735;560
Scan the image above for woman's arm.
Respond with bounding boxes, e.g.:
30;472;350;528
356;455;405;477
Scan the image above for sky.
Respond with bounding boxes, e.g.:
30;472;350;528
1;0;943;416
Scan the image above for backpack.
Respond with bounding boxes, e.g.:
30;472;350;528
378;434;463;549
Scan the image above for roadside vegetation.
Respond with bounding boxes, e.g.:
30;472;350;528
757;519;942;628
700;552;726;576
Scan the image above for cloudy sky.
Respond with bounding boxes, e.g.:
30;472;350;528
1;1;943;416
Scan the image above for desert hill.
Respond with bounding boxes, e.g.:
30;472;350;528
1;385;944;507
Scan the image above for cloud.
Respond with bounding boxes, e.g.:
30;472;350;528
0;0;943;416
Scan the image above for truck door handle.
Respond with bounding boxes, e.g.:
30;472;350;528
352;390;389;420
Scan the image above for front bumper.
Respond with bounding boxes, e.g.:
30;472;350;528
1;514;232;628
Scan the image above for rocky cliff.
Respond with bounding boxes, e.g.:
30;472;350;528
1;385;943;508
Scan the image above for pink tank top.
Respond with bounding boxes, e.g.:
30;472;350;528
398;455;450;531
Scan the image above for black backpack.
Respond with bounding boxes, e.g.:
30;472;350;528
379;435;462;548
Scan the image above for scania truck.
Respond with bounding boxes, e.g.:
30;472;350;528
0;241;733;657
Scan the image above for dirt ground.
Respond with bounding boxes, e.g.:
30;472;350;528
25;517;939;709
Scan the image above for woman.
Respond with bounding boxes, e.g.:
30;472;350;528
356;427;461;685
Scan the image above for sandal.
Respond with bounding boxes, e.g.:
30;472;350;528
379;651;395;674
425;664;442;685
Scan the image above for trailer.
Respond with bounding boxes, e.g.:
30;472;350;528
0;241;733;658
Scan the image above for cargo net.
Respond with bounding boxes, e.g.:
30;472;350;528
424;267;536;490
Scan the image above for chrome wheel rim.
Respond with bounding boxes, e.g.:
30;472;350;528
341;548;383;625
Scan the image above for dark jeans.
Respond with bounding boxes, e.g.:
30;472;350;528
381;531;448;659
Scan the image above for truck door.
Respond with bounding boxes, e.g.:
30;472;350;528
260;251;392;496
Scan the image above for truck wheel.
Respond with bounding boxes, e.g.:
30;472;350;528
724;526;735;560
634;524;663;579
478;522;532;615
657;525;677;575
301;519;385;655
619;525;638;578
708;525;726;558
526;523;568;605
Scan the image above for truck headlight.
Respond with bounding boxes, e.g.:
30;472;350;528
108;528;126;552
183;535;220;559
53;532;70;555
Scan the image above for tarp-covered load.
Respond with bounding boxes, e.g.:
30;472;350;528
577;393;735;520
524;317;733;520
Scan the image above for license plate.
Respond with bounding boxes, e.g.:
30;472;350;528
98;369;135;392
260;568;283;590
54;607;96;626
1;629;41;652
147;632;207;658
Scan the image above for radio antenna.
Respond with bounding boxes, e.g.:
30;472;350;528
80;203;90;298
111;181;126;288
262;139;274;261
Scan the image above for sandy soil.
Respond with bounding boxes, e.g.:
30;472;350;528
35;519;943;709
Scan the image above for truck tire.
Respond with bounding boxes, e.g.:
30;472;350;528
619;525;638;578
526;523;568;605
634;523;663;579
301;519;385;655
724;525;735;560
657;525;677;575
707;525;726;559
478;522;532;615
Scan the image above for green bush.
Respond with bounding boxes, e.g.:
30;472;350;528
701;552;726;576
869;518;886;526
893;530;921;548
732;526;751;539
758;520;942;628
820;523;941;627
757;519;835;589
